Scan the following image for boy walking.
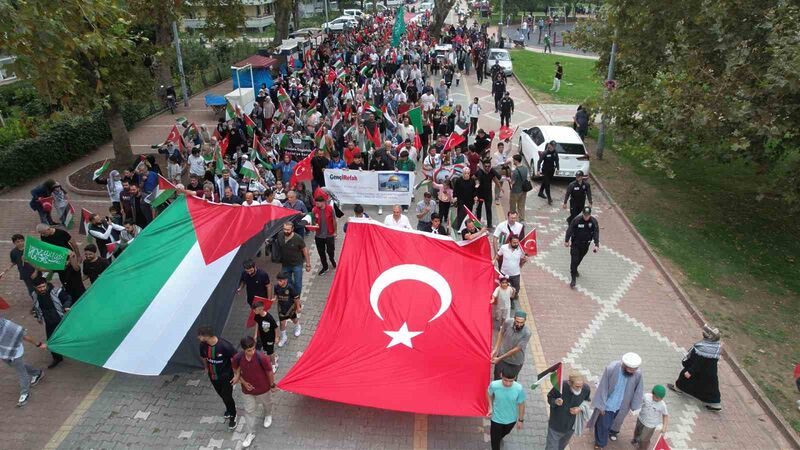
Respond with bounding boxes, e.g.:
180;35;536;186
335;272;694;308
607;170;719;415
251;301;279;372
232;336;275;448
632;385;669;449
274;272;302;347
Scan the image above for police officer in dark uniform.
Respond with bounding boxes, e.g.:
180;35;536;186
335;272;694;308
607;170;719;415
492;73;506;113
499;92;514;127
562;170;593;223
564;207;599;288
536;141;559;204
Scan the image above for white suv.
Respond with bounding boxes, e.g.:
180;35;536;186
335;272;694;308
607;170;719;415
519;125;590;178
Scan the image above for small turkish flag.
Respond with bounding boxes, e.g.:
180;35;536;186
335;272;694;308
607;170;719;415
653;435;671;450
245;296;275;328
520;228;537;256
166;125;185;150
289;153;313;187
278;221;496;416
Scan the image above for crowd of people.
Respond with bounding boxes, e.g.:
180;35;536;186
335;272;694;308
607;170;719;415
2;6;726;450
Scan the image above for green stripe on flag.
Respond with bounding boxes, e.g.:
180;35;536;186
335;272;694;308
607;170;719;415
408;106;423;134
47;197;198;367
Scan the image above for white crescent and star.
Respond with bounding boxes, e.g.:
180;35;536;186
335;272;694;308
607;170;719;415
369;264;453;349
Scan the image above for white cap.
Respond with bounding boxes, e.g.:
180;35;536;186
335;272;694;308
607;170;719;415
621;352;641;369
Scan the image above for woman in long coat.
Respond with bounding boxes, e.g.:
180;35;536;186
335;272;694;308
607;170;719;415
669;324;722;411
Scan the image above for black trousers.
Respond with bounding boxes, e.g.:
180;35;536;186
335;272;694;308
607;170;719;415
210;376;237;418
469;117;478;135
539;169;554;200
570;241;591;276
44;315;63;363
314;236;336;268
490;421;516;450
475;196;493;227
566;201;585;224
438;201;451;224
494;95;503;112
500;113;511;127
454;201;474;230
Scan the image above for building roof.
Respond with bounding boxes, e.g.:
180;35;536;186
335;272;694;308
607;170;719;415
233;54;277;69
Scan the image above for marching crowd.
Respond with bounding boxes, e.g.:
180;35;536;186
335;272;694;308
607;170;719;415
1;6;725;450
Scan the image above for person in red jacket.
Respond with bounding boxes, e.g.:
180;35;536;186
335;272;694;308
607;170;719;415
312;196;337;275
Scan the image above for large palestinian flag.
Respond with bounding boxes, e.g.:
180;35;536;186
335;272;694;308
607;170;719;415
47;195;299;375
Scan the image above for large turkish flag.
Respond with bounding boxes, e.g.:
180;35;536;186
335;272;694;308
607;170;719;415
278;220;495;416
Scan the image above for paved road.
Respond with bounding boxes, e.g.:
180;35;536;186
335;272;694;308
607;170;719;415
0;22;791;450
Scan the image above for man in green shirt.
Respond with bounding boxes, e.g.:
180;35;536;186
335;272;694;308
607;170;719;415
487;370;526;450
396;150;416;172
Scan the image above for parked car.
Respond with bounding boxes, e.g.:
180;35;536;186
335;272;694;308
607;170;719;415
486;48;513;76
322;16;359;32
289;28;322;39
519;126;590;179
343;9;368;18
386;0;405;6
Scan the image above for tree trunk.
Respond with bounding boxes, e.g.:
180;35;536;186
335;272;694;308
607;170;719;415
430;0;456;40
293;0;301;31
154;18;174;87
105;103;135;166
273;0;293;46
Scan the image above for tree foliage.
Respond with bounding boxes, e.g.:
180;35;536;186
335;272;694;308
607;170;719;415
0;0;152;164
430;0;458;40
570;1;800;204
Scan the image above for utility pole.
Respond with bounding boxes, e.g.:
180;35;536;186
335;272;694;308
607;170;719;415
498;0;504;46
324;0;330;24
596;32;617;160
171;21;190;107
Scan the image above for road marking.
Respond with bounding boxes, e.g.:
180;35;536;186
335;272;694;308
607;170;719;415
413;414;428;450
44;370;115;449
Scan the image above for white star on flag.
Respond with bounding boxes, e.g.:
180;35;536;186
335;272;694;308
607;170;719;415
384;322;423;348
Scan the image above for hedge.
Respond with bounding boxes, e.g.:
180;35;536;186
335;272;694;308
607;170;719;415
0;103;149;188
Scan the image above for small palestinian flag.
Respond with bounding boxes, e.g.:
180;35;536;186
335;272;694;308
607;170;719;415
407;106;423;133
47;195;300;375
243;114;258;137
336;70;347;80
455;205;483;232
531;362;563;393
240;160;259;180
79;208;94;242
147;176;178;208
333;59;343;70
225;99;238;120
362;101;382;119
301;213;319;232
213;148;225;175
93;160;111;181
277;87;290;103
219;135;230;157
64;204;75;229
414;179;432;191
273;104;285;122
359;64;371;77
106;242;117;255
276;132;290;149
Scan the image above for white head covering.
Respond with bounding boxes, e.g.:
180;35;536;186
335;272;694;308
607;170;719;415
621;352;641;369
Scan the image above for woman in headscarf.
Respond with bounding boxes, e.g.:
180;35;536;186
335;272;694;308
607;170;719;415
669;324;722;411
96;170;123;212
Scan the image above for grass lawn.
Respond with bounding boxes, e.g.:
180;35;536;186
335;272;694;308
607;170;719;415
588;131;800;433
510;50;600;104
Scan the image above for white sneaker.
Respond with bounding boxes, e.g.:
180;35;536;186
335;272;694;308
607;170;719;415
278;332;288;348
17;393;29;407
272;355;279;373
241;433;255;448
293;323;302;337
263;415;272;428
378;206;383;215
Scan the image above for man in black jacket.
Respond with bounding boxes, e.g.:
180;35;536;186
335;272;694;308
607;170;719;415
545;372;591;450
32;278;72;368
419;213;448;235
562;171;592;224
452;167;478;230
537;141;560;205
565;207;600;288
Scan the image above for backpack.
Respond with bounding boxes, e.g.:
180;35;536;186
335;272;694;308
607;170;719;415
234;350;269;374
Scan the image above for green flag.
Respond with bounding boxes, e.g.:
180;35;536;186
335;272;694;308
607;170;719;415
391;6;406;48
93;160;111;180
408;106;423;133
24;236;70;270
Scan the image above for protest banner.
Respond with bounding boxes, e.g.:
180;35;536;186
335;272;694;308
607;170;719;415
324;169;416;206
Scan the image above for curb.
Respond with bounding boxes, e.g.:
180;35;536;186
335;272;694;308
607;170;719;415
64;77;232;197
516;74;800;448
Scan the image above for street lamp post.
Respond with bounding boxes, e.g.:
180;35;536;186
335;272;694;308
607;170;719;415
171;21;190;107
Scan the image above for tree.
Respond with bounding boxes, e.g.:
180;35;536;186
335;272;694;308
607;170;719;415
570;0;800;205
273;0;294;45
0;0;152;166
430;0;458;40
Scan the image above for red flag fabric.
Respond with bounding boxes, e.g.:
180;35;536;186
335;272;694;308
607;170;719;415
105;242;116;255
442;132;466;152
213;128;223;142
166;125;185;150
365;124;382;149
313;187;329;202
0;296;9;310
79;208;94;235
278;220;495;416
414;133;422;151
794;362;800;382
245;296;275;328
289;153;314;187
219;136;230;157
653;434;671;450
498;126;513;141
520;228;537;256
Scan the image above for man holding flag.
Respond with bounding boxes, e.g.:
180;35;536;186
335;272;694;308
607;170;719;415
545;371;591;450
491;310;532;381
